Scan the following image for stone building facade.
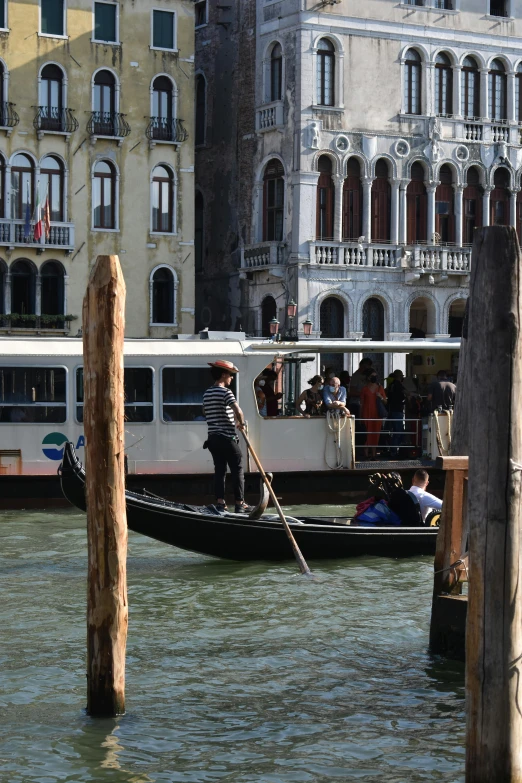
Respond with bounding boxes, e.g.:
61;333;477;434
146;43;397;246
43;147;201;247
0;0;195;338
197;0;522;373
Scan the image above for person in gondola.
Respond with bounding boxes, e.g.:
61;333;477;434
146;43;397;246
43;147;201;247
203;360;252;514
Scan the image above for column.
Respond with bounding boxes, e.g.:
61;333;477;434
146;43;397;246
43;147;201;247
510;189;519;228
427;184;437;244
425;63;435;116
508;70;516;122
362;177;373;244
4;272;11;315
453;66;462;118
480;68;489;120
483;187;492;227
399;180;408;244
35;272;41;317
333;174;344;243
454;184;464;247
390;180;400;244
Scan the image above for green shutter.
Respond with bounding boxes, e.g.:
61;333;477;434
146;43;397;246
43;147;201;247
153;10;174;49
0;1;5;29
41;0;64;36
94;2;117;42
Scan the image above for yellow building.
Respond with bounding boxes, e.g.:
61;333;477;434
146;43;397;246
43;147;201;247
0;0;195;337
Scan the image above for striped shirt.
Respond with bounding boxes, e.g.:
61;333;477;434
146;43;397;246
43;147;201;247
203;385;237;438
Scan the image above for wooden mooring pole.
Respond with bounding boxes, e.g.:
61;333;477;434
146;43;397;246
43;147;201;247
83;255;128;716
466;226;522;781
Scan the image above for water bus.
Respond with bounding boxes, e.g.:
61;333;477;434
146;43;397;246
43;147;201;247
0;333;459;507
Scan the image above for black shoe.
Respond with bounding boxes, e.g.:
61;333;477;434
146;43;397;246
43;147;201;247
235;503;254;514
216;502;228;513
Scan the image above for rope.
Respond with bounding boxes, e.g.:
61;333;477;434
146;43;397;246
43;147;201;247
434;555;469;582
511;459;522;472
325;409;347;470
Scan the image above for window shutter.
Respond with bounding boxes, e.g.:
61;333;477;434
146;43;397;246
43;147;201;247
153;10;174;49
95;3;117;42
41;0;64;36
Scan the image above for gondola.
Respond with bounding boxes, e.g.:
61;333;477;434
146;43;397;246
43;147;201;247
59;442;438;561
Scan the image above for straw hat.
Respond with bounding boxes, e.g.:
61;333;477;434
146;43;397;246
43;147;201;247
208;359;239;373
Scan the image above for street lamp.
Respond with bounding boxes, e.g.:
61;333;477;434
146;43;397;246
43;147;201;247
303;319;313;337
269;317;280;340
284;299;298;341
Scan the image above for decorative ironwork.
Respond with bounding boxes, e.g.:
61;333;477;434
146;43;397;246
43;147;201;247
87;111;131;138
145;117;188;143
0;102;19;128
33;107;79;133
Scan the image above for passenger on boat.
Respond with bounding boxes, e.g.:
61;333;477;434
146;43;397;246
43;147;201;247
339;370;351;393
427;370;456;412
261;369;283;416
322;376;349;415
360;372;387;460
386;370;408;460
348;358;373;448
202;360;252;514
254;377;267;417
409;469;443;522
296;375;325;417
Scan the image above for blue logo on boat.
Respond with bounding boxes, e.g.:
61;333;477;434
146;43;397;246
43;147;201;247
42;433;85;460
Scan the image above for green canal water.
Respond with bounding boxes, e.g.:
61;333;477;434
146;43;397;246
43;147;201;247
0;508;465;783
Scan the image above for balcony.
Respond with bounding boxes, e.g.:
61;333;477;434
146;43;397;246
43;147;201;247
256;101;284;132
33;107;79;139
87;111;131;145
0;102;20;135
0;314;75;333
310;241;399;268
0;219;75;252
241;242;285;269
145;117;188;148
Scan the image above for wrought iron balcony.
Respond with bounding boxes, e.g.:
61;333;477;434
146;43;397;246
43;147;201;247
87;111;131;139
145;117;188;143
33;107;79;135
0;102;20;129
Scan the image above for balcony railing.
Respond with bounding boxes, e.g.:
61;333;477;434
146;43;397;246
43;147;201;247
241;242;285;268
0;219;74;250
309;241;471;274
256;101;284;131
0;314;75;331
412;245;471;273
0;102;19;129
145;117;188;143
33;107;79;135
87;111;131;139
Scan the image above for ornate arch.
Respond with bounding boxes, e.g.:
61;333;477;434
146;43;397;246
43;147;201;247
431;47;459;66
405;289;441;335
442;291;468;334
399;43;429;63
405;156;432;182
312;287;354;336
458;51;487;69
370;154;398;180
463;161;488;187
312;149;341;176
356;290;394;335
342;153;368;178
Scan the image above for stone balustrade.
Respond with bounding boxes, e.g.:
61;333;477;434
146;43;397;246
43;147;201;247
0;219;75;250
241;242;285;268
308;241;471;275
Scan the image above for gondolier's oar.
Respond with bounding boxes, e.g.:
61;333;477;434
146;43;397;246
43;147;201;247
240;430;312;577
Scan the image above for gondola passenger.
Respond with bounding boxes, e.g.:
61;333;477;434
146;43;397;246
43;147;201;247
409;469;443;522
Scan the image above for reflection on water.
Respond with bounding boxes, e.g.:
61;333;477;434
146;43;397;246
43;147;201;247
0;509;465;783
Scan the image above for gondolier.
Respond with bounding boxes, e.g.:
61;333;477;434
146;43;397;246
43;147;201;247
203;360;252;514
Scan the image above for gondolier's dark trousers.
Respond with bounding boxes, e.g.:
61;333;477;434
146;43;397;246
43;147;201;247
207;433;244;502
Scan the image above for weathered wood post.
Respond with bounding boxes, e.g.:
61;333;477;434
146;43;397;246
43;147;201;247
466;226;522;781
83;254;128;716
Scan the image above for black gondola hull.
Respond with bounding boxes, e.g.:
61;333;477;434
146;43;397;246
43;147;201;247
60;443;437;561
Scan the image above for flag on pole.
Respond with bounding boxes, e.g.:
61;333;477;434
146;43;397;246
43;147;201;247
34;182;42;241
23;181;31;240
43;186;51;240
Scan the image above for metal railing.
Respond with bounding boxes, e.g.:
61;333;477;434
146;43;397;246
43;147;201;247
87;111;131;139
0;102;19;129
33;106;79;134
0;218;74;249
0;314;72;330
145;117;188;143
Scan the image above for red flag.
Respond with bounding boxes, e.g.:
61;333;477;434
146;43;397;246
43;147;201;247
43;192;51;239
33;185;42;241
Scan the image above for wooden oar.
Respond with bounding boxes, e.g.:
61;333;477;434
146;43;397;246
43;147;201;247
240;429;312;576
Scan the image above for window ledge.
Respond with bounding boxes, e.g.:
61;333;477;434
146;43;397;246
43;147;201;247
150;322;179;327
148;138;184;149
195;23;208;29
311;104;345;113
38;32;68;40
91;38;121;46
150;46;178;53
399;4;459;13
90;134;126;147
91;227;119;233
149;232;178;237
36;129;72;141
484;14;513;20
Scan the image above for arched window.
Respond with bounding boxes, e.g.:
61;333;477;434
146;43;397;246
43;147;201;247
489;59;507;120
317;39;335;107
261;295;277;337
263;158;284;242
435;53;452;117
195;74;206;146
462;56;480;119
363;297;385;379
152;165;174;233
11;260;35;316
41;261;65;317
93;160;116;229
409;297;435;339
151;266;175;324
435;164;455;243
151;75;173;140
516;63;522;124
404;49;422;115
407;162;427;244
93;70;116;135
40;156;64;222
463;166;483;244
270;43;282;102
0;155;5;219
490;167;510;225
342;158;362;240
0;261;6;319
39;64;63;131
320;296;344;375
11;154;33;220
371;159;391;242
195;191;204;274
448;299;467;338
316;155;334;240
